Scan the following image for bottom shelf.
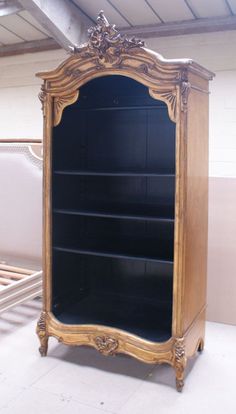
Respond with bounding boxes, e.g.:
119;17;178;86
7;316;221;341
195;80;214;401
54;292;172;343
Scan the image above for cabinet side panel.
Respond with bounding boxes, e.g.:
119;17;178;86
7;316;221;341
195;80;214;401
183;85;209;332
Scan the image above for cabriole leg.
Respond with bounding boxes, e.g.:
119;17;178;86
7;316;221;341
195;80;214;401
198;338;204;353
175;365;185;392
38;334;49;357
36;311;49;357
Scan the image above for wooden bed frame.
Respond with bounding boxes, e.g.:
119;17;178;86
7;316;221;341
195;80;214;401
0;139;43;314
0;263;42;314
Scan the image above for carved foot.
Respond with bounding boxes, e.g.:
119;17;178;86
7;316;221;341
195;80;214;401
174;337;187;392
198;339;204;353
38;335;49;357
36;311;49;357
176;378;184;393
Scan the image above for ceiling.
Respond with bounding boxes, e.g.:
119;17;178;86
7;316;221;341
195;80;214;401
0;9;50;45
73;0;236;27
0;0;236;55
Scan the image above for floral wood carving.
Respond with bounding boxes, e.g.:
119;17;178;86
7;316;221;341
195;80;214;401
38;12;196;125
72;11;145;63
37;311;47;332
94;335;119;356
174;337;187;392
181;81;191;112
174;337;185;362
36;311;48;357
38;86;46;115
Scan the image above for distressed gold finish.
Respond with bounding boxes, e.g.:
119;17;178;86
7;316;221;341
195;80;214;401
37;12;214;391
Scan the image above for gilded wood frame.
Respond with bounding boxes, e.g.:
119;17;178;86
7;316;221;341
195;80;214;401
36;12;214;391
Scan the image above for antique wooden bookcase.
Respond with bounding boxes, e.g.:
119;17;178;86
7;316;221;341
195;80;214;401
36;12;214;391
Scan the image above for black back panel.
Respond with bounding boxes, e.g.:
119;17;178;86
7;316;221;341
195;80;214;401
51;75;176;342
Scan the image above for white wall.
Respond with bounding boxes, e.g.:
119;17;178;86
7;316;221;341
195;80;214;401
0;49;67;139
209;71;236;178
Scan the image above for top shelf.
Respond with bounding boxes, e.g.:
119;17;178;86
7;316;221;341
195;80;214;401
54;170;175;177
69;105;167;112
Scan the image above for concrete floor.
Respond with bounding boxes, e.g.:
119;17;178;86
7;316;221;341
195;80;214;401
0;300;235;414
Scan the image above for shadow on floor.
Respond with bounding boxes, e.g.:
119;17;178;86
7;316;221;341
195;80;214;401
47;337;201;390
0;300;202;391
0;299;41;335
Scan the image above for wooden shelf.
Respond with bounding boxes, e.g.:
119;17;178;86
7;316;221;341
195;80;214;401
54;291;172;342
54;170;175;177
53;208;174;222
53;245;174;265
51;75;175;345
70;105;167;112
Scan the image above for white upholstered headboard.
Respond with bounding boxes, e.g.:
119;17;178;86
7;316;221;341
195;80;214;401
0;141;42;268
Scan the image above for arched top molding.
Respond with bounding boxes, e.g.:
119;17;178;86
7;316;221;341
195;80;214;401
37;11;214;126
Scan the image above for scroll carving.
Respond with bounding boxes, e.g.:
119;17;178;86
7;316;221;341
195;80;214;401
181;81;191;112
36;311;49;357
175;338;185;362
37;12;199;125
37;311;46;331
174;337;187;392
94;335;119;356
72;11;145;63
38;86;46;116
176;68;188;82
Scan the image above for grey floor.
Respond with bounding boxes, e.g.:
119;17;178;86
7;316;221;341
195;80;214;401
0;300;235;414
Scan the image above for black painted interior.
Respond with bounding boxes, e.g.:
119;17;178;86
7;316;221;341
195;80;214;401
52;75;176;342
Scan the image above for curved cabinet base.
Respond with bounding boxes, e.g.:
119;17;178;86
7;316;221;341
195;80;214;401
36;310;205;392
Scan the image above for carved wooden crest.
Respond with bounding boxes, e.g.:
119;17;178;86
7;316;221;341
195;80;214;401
37;11;213;127
72;11;145;63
